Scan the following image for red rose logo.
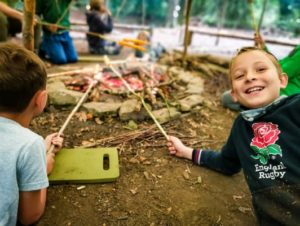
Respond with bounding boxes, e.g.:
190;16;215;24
250;122;282;165
251;122;280;149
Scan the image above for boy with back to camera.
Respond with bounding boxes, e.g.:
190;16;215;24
0;42;63;226
167;46;300;225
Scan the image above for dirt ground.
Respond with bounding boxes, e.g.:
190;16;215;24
29;58;259;226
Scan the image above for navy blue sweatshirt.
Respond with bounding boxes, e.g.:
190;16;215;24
86;10;113;51
193;94;300;226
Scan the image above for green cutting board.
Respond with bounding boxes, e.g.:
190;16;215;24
48;147;119;184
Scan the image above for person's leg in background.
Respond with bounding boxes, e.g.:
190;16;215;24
61;32;78;63
42;34;67;64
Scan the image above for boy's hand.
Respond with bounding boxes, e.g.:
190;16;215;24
47;24;58;33
167;136;193;160
254;33;266;50
45;133;64;154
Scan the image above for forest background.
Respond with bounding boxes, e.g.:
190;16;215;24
71;0;300;36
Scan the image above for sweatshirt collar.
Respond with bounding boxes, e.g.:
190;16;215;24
240;96;287;121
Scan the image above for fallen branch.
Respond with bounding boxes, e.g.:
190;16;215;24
81;124;164;148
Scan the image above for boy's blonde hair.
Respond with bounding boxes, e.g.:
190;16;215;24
229;46;283;81
89;0;105;11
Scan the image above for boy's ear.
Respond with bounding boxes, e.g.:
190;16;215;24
35;90;48;113
279;73;288;89
230;89;238;103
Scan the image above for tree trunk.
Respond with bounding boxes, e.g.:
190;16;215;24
182;0;193;63
23;0;36;50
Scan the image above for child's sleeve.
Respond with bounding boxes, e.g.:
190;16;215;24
193;126;242;175
17;137;49;191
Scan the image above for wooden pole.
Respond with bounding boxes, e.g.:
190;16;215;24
23;0;35;50
47;66;99;154
182;0;193;63
187;27;298;47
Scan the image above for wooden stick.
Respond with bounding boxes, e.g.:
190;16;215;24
249;0;258;34
77;55;147;64
38;21;115;43
77;55;105;62
47;67;99;153
140;97;168;139
188;26;298;47
38;20;148;51
48;58;149;78
104;56;168;140
47;68;94;78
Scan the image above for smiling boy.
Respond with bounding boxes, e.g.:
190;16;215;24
167;47;300;225
229;47;288;109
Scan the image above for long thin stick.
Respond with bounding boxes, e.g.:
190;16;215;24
47;68;94;78
258;0;268;31
38;21;147;51
47;68;98;153
48;58;149;79
249;1;258;34
104;56;168;140
140;98;168;139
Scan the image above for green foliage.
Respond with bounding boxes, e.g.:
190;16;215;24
276;0;300;35
109;0;169;25
186;0;299;36
77;0;299;36
74;0;89;8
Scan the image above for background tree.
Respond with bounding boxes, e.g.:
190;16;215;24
77;0;299;36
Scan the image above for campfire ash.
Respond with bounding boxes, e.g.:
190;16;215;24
47;53;230;123
64;65;169;105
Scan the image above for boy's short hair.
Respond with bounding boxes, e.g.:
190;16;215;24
0;42;47;113
89;0;104;11
229;46;283;80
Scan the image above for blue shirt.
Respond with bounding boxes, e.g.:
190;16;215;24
0;117;48;226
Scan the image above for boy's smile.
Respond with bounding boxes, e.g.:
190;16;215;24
230;50;288;109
